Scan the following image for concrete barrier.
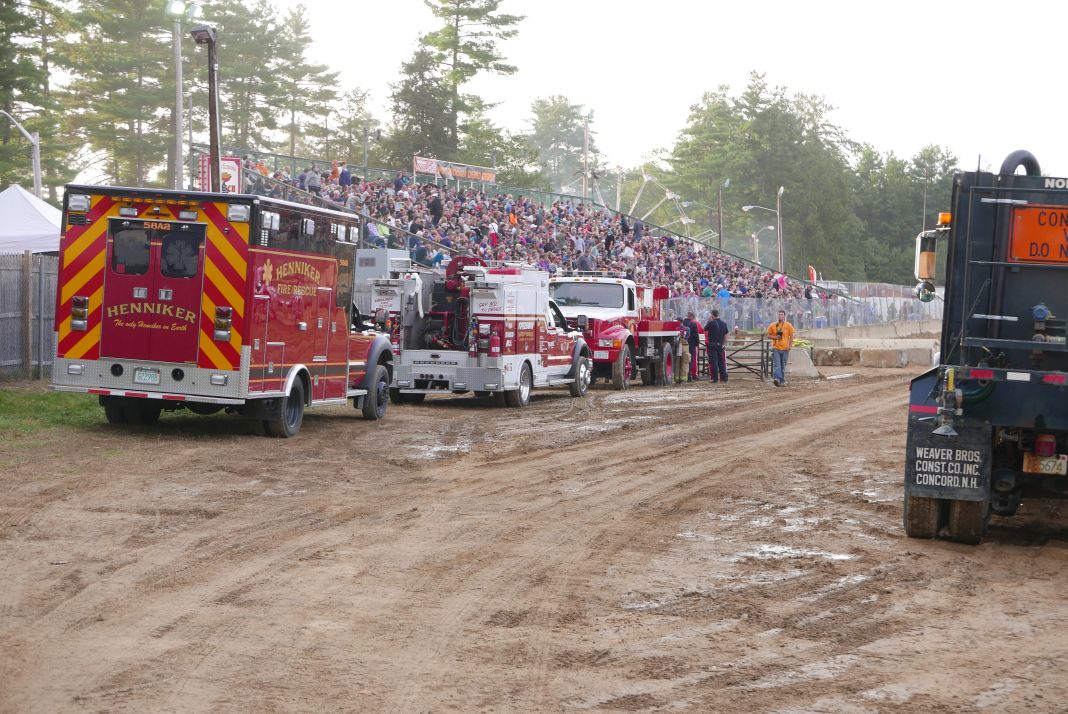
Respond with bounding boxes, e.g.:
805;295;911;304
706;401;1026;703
787;348;821;379
858;349;908;368
813;347;860;366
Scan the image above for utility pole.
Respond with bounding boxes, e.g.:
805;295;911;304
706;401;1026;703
582;116;589;201
717;186;724;251
362;126;369;178
616;166;623;212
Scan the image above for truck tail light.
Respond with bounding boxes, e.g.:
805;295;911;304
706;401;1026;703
71;295;89;330
1035;434;1056;458
213;305;232;341
1042;374;1066;385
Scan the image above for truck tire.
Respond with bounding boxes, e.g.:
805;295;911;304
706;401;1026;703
263;380;305;438
657;346;674;388
102;397;128;425
611;344;633;390
128;400;162;426
360;364;389;420
640;358;653;385
947;499;987;544
506;363;532;407
569;357;591;398
903;495;940;539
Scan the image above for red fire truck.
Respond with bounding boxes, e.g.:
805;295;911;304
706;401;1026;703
370;257;591;406
51;185;394;437
549;272;681;389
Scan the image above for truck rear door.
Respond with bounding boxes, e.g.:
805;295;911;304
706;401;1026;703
100;218;206;365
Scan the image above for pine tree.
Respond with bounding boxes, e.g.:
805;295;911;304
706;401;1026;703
524;96;596;192
0;0;49;190
204;0;282;154
66;0;175;186
381;48;455;165
421;0;522;149
271;5;338;162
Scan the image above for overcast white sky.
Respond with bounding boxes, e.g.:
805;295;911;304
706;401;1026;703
274;0;1066;175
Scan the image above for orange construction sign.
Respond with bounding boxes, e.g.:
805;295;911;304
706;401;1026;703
1008;204;1068;263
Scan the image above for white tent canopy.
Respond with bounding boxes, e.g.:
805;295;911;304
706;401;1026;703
0;185;61;253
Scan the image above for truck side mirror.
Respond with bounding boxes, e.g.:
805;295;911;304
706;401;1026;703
576;315;588;330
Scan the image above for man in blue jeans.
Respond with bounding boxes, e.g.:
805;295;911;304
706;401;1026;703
766;310;795;386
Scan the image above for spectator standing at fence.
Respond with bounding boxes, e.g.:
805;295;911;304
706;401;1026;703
767;309;795;387
704;309;729;383
676;323;690;384
339;162;351;187
682;311;700;381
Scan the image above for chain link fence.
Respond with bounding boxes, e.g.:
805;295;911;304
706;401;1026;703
665;287;942;332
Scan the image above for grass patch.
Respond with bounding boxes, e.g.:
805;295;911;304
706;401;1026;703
0;388;102;435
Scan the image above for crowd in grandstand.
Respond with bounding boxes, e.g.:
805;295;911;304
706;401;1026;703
240;156;809;300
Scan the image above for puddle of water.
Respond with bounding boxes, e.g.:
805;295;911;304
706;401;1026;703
798;574;869;603
408;441;471;460
782;516;824;532
731;544;854;562
262;488;307;497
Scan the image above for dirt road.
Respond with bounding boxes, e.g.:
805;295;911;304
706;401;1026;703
2;373;1066;712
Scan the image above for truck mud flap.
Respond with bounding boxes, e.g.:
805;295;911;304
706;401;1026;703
905;417;991;502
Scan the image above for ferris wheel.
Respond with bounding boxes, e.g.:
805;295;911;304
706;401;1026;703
559;170;708;244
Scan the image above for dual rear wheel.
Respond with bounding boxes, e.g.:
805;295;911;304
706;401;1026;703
904;495;988;544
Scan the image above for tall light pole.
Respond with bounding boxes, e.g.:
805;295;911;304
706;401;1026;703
743;191;785;272
776;185;784;272
191;24;220;192
718;177;730;251
0;110;42;198
166;1;201;190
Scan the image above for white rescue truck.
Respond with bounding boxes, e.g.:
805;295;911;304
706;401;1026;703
371;256;591;407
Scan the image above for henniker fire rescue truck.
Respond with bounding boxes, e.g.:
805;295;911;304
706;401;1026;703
370;256;591;406
904;151;1068;543
51;185;394;437
548;272;681;389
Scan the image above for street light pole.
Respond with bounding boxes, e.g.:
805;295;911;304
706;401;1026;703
166;2;201;190
750;225;775;265
191;24;220;192
776;185;784;273
742;197;784;272
0;110;41;198
172;19;183;189
717;178;729;251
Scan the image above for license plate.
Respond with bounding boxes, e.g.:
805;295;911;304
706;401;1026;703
593;350;609;360
134;368;161;385
1023;452;1068;475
